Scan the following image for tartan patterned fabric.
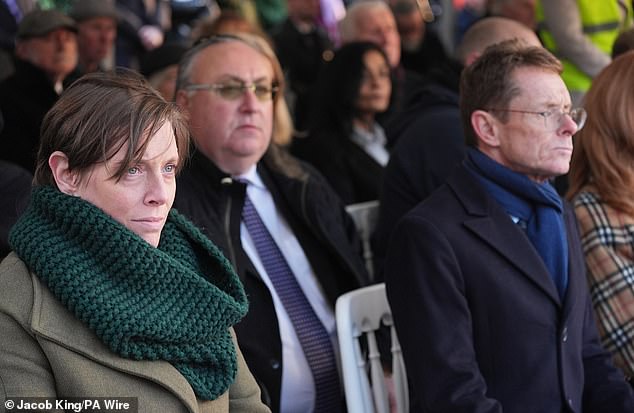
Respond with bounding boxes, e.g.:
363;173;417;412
573;187;634;378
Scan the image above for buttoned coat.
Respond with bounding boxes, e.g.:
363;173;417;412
0;253;270;413
385;165;634;413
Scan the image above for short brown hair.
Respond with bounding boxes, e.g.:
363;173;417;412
460;40;562;147
35;69;189;187
567;51;634;215
176;33;293;146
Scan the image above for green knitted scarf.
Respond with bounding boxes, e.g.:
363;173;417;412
9;186;249;400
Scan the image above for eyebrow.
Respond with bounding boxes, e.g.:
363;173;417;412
543;102;572;110
210;75;273;84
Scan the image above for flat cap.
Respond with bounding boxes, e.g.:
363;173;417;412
17;9;77;39
69;0;118;22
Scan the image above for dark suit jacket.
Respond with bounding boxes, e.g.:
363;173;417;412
385;165;634;413
174;147;369;412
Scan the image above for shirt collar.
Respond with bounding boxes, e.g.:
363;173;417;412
232;164;265;190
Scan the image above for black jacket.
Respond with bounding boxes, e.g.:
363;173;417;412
272;19;333;132
292;130;384;205
374;81;463;280
174;146;369;412
0;59;59;172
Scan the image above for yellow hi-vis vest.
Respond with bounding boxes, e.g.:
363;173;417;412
536;0;632;93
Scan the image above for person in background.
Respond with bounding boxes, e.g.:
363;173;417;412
174;33;368;412
271;0;333;132
567;51;634;384
0;9;77;173
292;41;392;205
339;0;425;142
536;0;632;106
0;0;37;81
390;0;450;79
0;69;270;412
139;42;187;101
385;40;634;411
115;0;167;69
65;0;118;84
190;8;269;44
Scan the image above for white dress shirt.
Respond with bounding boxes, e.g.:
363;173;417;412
235;166;338;413
350;122;390;166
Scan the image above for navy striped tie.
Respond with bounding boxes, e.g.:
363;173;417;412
241;194;341;412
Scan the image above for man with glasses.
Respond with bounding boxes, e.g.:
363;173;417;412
373;17;543;282
385;40;634;412
173;34;368;413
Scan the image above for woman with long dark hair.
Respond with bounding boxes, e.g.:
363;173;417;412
293;41;392;205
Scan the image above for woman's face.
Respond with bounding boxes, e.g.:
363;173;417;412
356;49;392;116
74;121;179;247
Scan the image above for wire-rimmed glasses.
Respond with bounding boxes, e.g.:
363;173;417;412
183;83;279;102
486;107;587;131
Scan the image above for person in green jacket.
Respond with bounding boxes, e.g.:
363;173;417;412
536;0;633;105
0;68;270;413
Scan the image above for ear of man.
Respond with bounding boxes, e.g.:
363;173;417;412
471;109;502;149
175;89;190;111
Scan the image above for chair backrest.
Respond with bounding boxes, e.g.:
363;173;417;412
336;283;409;413
345;200;380;281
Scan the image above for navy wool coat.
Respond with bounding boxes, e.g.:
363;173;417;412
385;165;634;413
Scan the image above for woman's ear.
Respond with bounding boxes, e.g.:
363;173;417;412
48;151;80;195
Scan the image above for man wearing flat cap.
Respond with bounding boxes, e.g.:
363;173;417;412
0;9;77;173
66;0;118;83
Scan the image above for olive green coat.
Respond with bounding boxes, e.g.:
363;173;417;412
0;253;270;413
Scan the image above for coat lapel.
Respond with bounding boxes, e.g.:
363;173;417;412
560;205;583;318
29;273;200;413
449;168;562;306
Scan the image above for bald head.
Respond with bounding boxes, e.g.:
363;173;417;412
456;17;541;66
339;0;401;67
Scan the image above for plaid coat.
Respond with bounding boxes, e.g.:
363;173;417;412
573;187;634;378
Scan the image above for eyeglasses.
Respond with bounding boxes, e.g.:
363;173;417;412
486;107;587;131
184;83;279;102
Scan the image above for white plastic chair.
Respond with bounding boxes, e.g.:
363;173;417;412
345;200;380;281
336;283;409;413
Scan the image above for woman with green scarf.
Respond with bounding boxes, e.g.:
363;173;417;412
0;69;270;413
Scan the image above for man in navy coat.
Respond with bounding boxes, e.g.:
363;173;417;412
385;40;634;412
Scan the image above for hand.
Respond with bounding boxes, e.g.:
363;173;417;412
138;25;164;50
384;370;398;413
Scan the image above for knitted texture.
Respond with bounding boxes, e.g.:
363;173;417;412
9;186;249;400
